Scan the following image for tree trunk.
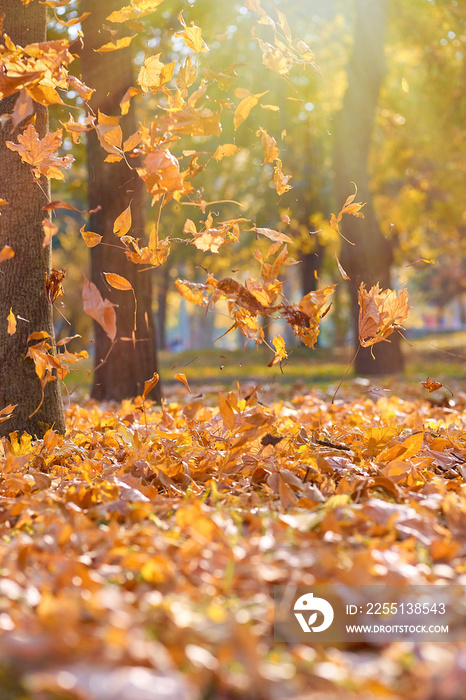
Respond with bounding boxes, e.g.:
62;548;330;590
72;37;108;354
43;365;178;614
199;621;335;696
0;1;66;437
334;0;404;375
81;0;161;402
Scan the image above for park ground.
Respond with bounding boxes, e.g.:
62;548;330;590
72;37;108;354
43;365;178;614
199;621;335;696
1;331;466;699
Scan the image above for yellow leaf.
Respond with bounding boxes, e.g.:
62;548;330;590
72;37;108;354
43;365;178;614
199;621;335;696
106;0;165;23
95;35;136;53
137;54;175;92
213;144;239;161
113;204;132;237
175;12;209;53
268;335;287;366
103;272;133;291
234;90;268;129
95;111;123;157
273;158;292;196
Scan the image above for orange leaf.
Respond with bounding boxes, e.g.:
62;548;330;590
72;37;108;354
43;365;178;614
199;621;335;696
358;283;409;347
0;404;17;423
0;246;14;263
103;272;133;291
7;308;16;335
335;253;350;280
218;390;235;431
6;124;73;180
113;204;132;237
142;372;160;401
174;373;191;392
80;225;102;248
82;276;117;341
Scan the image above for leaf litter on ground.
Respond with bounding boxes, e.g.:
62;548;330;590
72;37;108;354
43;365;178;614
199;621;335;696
1;379;466;698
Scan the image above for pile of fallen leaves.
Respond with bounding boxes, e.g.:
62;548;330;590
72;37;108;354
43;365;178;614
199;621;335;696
1;381;466;699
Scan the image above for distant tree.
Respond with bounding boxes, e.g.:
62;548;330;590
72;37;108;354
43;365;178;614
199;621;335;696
334;0;404;375
0;0;66;436
81;0;161;401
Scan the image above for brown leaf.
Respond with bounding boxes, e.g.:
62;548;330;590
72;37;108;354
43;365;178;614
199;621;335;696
6;125;73;180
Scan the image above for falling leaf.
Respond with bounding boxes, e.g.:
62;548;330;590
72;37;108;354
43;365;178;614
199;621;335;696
268;335;287;366
174;373;191;392
358;283;410;347
335;254;350;280
175;12;209;53
421;378;444;393
113;204;132;238
137;54;175;92
256;127;279;163
0;246;14;263
103;272;133;292
95;35;136;53
218;390;235;431
95;111;123;158
42;218;58;248
253;227;292;244
330;184;365;245
0;404;16;423
273;159;292;196
175;279;206;307
142;372;159;401
213;144;239;161
234;89;268;129
80;226;102;248
7;308;17;335
45;268;66;303
106;0;165;23
82;276;117;341
6;124;74;180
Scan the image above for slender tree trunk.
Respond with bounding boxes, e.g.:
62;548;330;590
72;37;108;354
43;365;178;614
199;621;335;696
0;1;66;437
334;0;404;375
81;0;161;401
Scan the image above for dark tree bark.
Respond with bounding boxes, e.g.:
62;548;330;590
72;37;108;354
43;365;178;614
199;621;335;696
0;1;66;437
334;0;404;375
81;1;161;401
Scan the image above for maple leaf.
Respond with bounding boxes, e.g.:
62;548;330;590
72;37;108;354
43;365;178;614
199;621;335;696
137;54;175;93
358;283;409;347
421;378;443;393
6;124;74;180
175;12;209;53
137;148;185;203
268;335;287;367
175;279;207;307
